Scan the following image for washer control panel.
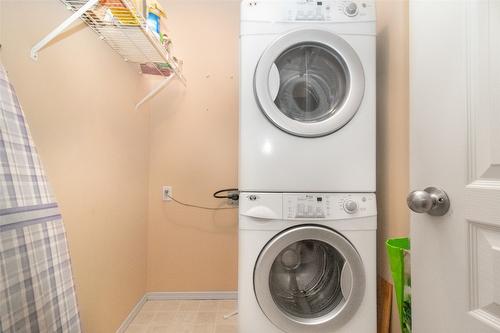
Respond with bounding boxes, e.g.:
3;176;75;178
242;0;376;22
284;193;376;219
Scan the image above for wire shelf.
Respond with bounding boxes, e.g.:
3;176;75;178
60;0;185;81
31;0;185;108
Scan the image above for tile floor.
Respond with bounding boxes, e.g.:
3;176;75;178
125;300;238;333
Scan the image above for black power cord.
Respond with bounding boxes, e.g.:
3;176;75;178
163;188;239;211
166;193;236;211
213;188;239;201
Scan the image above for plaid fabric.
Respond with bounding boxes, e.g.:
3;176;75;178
0;64;81;332
0;67;54;210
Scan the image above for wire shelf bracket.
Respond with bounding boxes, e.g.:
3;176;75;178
30;0;186;110
136;74;175;110
31;0;99;61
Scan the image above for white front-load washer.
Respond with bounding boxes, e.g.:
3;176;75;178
238;192;377;333
239;0;376;192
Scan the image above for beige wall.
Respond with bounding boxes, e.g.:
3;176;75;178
0;2;150;332
376;0;410;331
146;0;410;294
146;1;240;292
376;0;410;282
1;0;409;330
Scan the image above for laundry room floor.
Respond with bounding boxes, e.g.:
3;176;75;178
125;300;238;333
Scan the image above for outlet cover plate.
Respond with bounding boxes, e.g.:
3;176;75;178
162;186;172;201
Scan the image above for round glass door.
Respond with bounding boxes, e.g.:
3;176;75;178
254;226;365;333
255;29;365;137
273;44;348;124
269;239;346;319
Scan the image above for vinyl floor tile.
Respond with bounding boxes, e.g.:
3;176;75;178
125;300;237;333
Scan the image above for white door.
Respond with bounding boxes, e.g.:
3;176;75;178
410;0;500;332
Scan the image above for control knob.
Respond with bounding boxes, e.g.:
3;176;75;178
344;200;358;214
344;2;358;16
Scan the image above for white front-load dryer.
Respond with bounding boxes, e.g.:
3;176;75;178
238;192;377;333
239;0;376;192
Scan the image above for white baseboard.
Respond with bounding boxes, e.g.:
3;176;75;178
116;291;238;332
116;294;147;333
147;291;237;301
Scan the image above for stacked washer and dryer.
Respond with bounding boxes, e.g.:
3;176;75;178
238;1;376;332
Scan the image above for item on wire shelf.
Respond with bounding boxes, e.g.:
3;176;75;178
100;0;125;8
101;0;147;20
140;62;172;76
147;1;166;35
160;33;173;53
109;7;140;25
133;0;148;19
97;0;140;26
172;56;183;71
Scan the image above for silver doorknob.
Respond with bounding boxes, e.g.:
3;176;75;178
407;187;450;216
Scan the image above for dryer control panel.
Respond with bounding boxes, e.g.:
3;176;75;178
284;193;376;220
241;0;376;23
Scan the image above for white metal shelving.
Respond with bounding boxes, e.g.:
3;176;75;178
31;0;185;109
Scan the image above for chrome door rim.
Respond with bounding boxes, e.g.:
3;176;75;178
254;225;365;333
254;29;365;138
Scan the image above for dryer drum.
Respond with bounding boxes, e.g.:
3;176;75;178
269;240;346;319
274;43;349;123
253;225;366;332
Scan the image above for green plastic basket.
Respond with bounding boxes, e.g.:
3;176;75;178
386;237;411;333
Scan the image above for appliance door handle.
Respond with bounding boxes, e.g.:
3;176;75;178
240;206;280;220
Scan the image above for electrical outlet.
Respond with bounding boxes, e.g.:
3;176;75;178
227;191;240;206
162;186;172;201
